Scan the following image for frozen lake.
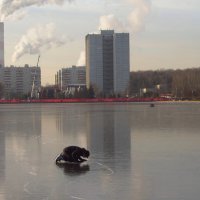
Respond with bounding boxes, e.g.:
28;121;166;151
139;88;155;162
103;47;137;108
0;102;200;200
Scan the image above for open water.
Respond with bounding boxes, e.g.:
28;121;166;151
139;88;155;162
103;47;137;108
0;102;200;200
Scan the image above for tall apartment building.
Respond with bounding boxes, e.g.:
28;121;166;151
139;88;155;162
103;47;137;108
86;30;130;96
55;65;86;90
0;65;41;98
0;22;4;67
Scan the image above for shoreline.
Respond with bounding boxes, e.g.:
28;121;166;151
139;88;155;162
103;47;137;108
0;98;199;104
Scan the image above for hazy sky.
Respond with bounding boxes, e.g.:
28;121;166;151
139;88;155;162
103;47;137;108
1;0;200;85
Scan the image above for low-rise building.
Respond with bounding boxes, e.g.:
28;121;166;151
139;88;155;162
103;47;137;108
55;65;86;91
0;65;41;98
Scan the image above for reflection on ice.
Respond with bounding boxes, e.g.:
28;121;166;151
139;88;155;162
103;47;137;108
56;163;90;176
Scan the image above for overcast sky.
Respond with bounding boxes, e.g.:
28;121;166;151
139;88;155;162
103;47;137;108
1;0;200;85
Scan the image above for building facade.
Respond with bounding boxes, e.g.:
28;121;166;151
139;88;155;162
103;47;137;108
86;30;130;96
55;65;86;91
0;22;4;67
0;65;41;98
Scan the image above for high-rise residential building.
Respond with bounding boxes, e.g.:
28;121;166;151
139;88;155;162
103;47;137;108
86;30;130;96
0;22;4;67
55;65;86;90
0;65;41;98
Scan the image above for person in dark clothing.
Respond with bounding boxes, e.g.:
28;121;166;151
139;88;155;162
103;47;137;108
55;146;90;163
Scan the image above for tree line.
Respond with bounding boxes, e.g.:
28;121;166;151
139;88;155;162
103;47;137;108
129;67;200;99
39;85;95;99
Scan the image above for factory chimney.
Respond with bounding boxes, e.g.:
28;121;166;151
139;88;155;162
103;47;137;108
0;22;4;67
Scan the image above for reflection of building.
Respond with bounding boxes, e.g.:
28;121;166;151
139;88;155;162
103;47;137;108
0;114;5;199
86;105;132;199
87;105;131;158
86;30;130;96
55;65;86;91
0;65;41;98
54;104;88;148
3;105;42;199
0;22;4;67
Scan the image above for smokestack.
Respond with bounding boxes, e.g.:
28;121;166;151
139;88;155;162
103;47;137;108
0;22;4;67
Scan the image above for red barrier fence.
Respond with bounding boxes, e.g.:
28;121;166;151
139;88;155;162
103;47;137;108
0;97;170;104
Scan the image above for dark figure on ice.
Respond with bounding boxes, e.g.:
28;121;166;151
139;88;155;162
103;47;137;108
56;146;90;163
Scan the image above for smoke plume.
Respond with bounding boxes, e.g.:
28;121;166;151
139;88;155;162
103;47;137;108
12;23;66;62
128;0;151;32
99;14;125;32
76;50;85;66
0;0;73;21
99;0;151;33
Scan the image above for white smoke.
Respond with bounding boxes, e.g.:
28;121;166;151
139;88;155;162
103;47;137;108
99;14;125;32
99;0;151;33
128;0;151;32
3;10;27;21
76;50;85;66
12;23;66;62
0;0;73;21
